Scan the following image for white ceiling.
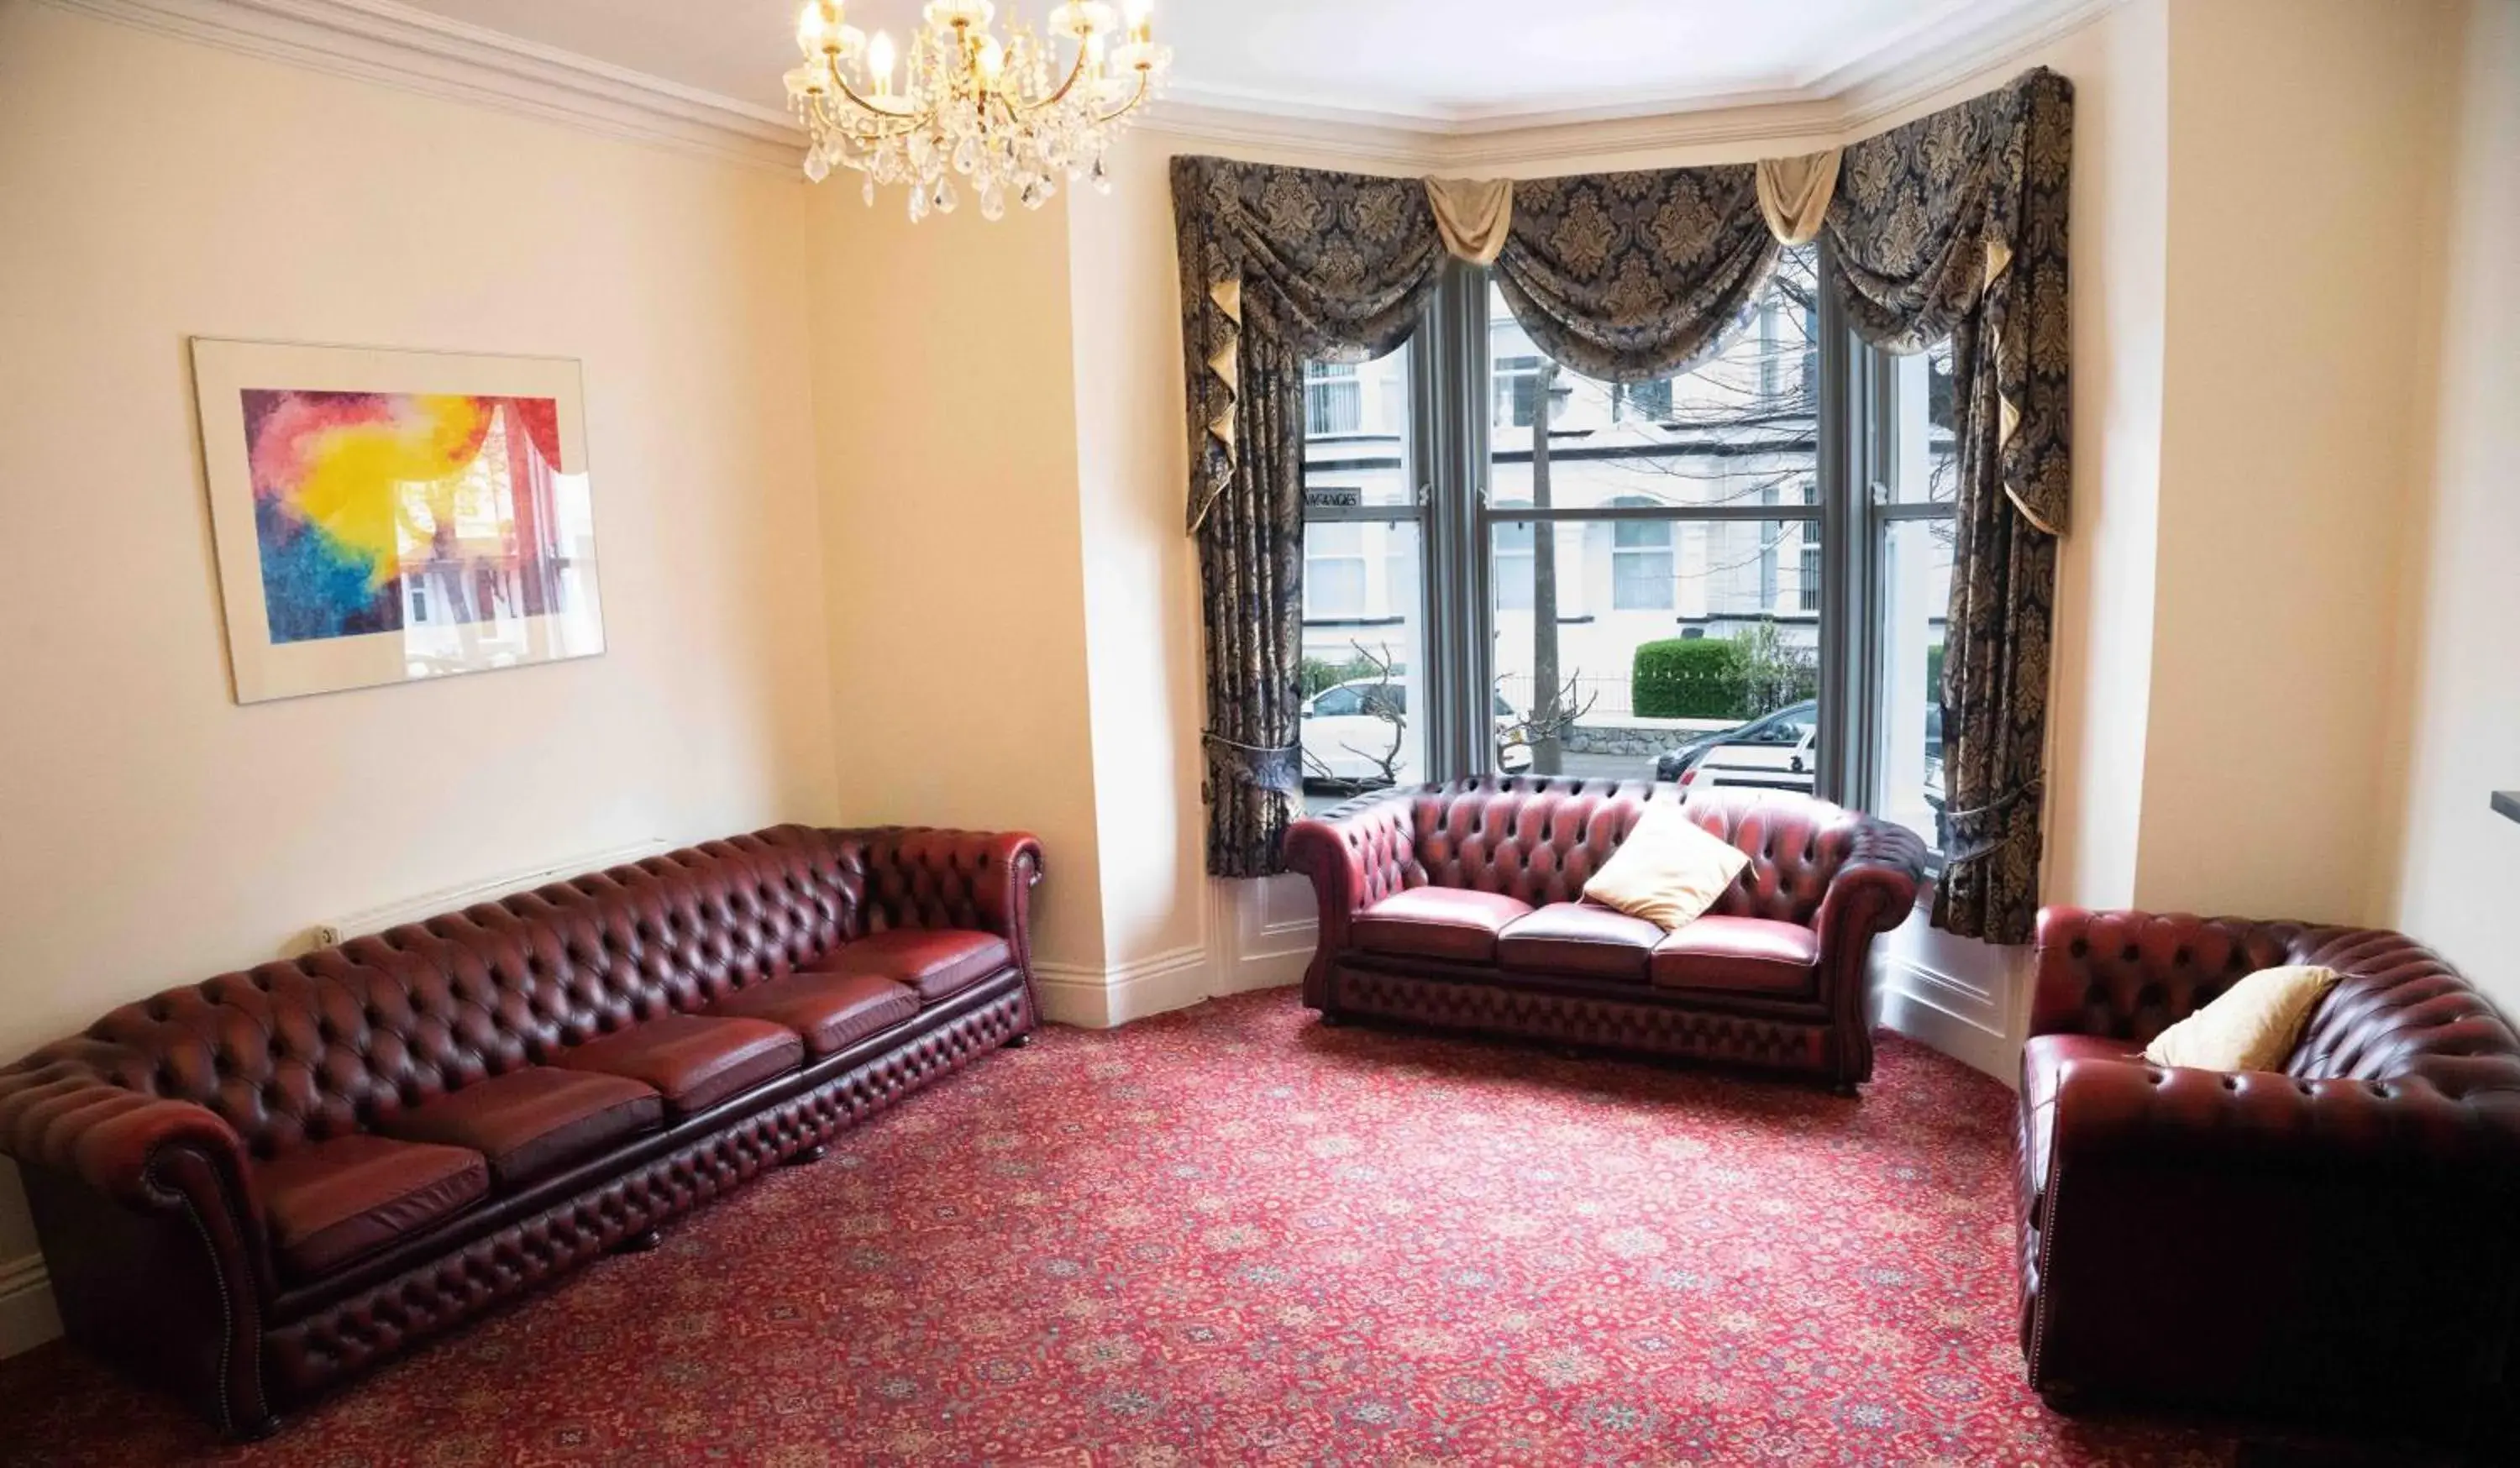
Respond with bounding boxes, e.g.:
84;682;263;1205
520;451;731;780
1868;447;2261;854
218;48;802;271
391;0;2077;129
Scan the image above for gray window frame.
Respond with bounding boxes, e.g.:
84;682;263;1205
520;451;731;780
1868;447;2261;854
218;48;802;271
1298;247;1947;844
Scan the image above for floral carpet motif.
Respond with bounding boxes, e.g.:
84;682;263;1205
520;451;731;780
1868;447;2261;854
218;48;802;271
0;989;2246;1466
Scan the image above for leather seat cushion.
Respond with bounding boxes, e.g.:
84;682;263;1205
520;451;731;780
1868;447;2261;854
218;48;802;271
711;970;922;1056
555;1014;803;1119
811;929;1012;1003
253;1133;490;1282
1648;916;1821;995
2019;1033;2139;1227
1496;902;1662;982
375;1067;662;1188
1352;888;1536;964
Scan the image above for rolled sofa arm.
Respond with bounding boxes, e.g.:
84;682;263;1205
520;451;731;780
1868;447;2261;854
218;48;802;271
1810;816;1926;1086
1284;789;1421;1008
826;826;1044;967
0;1041;256;1211
1814;817;1926;952
0;1040;277;1437
2028;1051;2520;1405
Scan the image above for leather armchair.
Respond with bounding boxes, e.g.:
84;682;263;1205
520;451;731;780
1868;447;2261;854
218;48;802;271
1286;779;1925;1088
2018;907;2520;1429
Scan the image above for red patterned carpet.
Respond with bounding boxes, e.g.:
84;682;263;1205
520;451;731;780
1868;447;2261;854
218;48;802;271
0;988;2249;1466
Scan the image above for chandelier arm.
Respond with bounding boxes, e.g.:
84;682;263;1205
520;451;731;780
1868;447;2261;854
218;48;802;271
824;69;924;123
1090;71;1152;127
1038;39;1095;109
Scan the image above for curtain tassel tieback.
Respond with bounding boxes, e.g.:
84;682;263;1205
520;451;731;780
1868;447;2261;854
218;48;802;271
1938;777;2045;866
1201;731;1303;798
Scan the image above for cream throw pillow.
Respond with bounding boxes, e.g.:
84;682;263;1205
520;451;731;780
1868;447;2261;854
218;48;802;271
2142;964;2340;1072
1583;805;1750;931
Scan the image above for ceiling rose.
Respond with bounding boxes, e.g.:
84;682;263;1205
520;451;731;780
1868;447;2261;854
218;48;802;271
785;0;1171;221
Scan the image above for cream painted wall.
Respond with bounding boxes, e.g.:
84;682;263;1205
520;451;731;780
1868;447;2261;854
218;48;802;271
804;186;1110;973
0;1;835;1274
2382;0;2520;1004
1066;137;1205;970
2130;0;2460;920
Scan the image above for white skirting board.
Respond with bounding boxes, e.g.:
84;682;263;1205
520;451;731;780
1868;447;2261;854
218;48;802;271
1033;877;1318;1029
1871;903;2030;1086
0;1254;60;1359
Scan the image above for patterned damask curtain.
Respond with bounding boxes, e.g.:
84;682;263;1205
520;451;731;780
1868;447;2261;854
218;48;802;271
1172;69;2071;903
1491;166;1779;382
1820;67;2072;943
1173;157;1449;877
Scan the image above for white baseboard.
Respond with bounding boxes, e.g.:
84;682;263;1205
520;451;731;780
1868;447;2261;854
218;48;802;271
1877;969;2016;1084
0;1254;60;1359
1034;945;1217;1029
1023;931;1310;1032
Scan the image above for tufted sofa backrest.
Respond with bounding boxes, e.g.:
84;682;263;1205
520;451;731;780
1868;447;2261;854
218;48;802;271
52;827;865;1162
1400;778;1860;925
2031;910;2520;1098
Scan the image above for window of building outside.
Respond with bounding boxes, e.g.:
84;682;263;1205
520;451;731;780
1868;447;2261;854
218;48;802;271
1296;247;1955;861
1306;360;1362;437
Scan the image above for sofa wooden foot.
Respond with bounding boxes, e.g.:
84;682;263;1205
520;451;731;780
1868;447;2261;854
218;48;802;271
1318;1012;1346;1028
785;1143;829;1166
1831;1081;1861;1099
233;1414;283;1444
614;1228;664;1254
1005;1030;1034;1049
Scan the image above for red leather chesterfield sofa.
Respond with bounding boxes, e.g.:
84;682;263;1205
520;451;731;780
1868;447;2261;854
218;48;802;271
1284;779;1925;1089
2019;906;2520;1429
0;823;1042;1439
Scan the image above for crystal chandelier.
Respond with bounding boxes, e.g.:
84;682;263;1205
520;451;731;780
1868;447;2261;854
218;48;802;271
785;0;1171;222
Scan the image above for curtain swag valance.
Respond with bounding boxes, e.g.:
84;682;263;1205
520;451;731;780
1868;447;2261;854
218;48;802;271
1174;67;2071;941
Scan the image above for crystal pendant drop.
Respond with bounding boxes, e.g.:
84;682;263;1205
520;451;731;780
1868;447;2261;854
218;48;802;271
953;136;981;176
979;184;1005;221
931;176;958;214
907;184;930;223
804;148;832;184
1089;155;1110;194
1019;176;1051;210
862;174;878;207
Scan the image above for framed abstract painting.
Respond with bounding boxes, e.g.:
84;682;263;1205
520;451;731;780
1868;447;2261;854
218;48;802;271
191;339;606;704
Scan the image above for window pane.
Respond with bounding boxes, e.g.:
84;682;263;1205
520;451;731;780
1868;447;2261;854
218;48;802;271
1301;348;1413;507
1300;519;1426;810
1876;517;1954;852
1490;516;1822;784
1486;248;1819;516
1303;521;1368;620
1884;338;1958;504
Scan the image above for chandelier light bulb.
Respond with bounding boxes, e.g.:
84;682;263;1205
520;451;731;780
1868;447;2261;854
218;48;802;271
865;30;896;96
784;0;1169;220
795;0;840;56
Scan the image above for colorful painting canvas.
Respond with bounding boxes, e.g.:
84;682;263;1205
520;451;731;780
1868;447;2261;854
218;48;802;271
193;343;602;702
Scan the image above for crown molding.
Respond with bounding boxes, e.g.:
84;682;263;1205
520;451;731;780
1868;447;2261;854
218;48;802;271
1152;0;2122;170
37;0;805;170
39;0;2124;179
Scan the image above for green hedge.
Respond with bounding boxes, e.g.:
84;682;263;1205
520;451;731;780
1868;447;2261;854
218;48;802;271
1632;634;1820;720
1631;638;1749;719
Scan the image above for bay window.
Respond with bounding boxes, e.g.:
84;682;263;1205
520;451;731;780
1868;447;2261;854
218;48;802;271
1297;244;1955;862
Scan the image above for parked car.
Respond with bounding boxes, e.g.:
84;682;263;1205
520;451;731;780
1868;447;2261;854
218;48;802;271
1655;700;1818;787
1299;679;1534;788
1657;700;1950;846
